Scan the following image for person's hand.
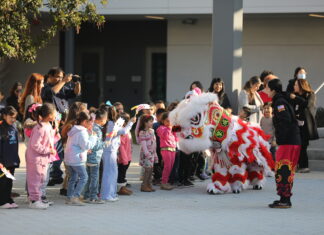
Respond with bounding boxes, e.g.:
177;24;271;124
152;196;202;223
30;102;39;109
50;147;56;155
74;81;81;95
130;116;136;123
271;140;277;147
63;74;72;83
0;163;3;169
290;93;296;99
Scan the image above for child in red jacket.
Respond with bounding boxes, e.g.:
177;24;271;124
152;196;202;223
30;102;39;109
117;113;133;195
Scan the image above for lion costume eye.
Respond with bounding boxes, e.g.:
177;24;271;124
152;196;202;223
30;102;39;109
190;113;201;126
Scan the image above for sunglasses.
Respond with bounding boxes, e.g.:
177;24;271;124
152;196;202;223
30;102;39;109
15;89;22;93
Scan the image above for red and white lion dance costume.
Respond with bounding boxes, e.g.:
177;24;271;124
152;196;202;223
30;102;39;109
169;92;274;194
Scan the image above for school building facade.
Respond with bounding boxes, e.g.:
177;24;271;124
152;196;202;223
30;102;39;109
1;0;324;110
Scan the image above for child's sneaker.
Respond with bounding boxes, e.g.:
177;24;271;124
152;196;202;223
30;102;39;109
0;203;13;209
104;197;119;203
183;180;194;187
160;183;174;190
10;203;19;208
65;198;72;205
41;196;54;206
29;201;48;210
70;197;85;206
88;199;105;204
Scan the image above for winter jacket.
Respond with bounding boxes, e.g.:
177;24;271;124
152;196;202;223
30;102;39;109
0;121;19;168
118;132;132;165
26;122;57;163
290;92;319;144
238;90;264;124
64;125;97;166
156;125;177;149
272;93;301;146
87;123;105;165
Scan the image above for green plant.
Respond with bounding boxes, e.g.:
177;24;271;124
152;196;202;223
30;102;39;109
0;0;107;63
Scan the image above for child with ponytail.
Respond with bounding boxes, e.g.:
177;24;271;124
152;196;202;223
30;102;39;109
64;111;97;206
26;103;57;209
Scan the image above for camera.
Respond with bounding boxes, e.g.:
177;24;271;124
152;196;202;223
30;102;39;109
72;75;81;82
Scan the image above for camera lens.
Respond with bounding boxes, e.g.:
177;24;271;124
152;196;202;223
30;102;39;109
72;75;81;82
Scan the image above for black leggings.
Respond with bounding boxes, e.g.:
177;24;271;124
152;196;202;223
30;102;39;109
298;144;309;168
117;162;131;184
178;151;192;182
0;167;15;206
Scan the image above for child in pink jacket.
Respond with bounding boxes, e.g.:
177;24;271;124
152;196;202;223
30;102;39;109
156;112;177;191
26;103;57;210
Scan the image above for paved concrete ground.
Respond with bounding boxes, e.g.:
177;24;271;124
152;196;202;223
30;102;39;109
1;144;324;235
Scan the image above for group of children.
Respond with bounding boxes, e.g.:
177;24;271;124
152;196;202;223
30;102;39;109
1;98;202;209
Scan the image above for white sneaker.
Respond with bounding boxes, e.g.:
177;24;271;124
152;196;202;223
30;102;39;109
29;201;48;210
0;203;13;209
10;203;19;208
70;197;85;206
42;200;54;206
104;197;119;203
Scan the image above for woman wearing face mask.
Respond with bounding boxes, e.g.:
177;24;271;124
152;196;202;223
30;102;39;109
289;79;319;173
286;67;307;93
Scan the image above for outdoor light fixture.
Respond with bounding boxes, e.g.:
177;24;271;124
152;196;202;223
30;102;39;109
145;16;165;20
182;18;198;25
309;13;324;18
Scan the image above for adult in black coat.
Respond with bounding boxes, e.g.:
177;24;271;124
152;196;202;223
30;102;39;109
265;79;301;209
208;78;232;113
289;78;319;173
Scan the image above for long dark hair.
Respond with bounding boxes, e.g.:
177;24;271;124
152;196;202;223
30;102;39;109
102;106;118;140
160;112;169;125
1;106;18;121
61;102;88;143
294;66;306;79
10;82;23;97
190;81;203;91
243;76;261;103
24;103;40;121
75;111;92;125
138;115;154;133
35;103;56;125
208;77;225;99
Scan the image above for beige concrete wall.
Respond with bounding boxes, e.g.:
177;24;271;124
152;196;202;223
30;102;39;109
243;15;324;108
166;15;324;108
166;18;212;101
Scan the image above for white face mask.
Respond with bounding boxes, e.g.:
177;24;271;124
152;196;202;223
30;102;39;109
297;73;306;79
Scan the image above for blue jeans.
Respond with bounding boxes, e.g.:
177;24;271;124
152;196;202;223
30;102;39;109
66;165;88;199
83;164;100;200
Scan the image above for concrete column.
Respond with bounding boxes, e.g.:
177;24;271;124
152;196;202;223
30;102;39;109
212;0;243;113
64;29;75;74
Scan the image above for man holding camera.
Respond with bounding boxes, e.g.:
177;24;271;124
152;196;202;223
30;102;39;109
42;67;81;113
41;67;81;189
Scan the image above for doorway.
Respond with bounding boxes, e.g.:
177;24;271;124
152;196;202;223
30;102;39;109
75;48;104;107
146;47;167;102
